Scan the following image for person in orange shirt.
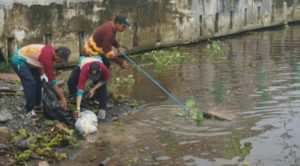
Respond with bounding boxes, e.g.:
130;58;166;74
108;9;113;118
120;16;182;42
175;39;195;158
10;44;71;118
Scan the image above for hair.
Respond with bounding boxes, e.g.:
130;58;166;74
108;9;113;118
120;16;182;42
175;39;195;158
114;15;126;24
55;46;71;58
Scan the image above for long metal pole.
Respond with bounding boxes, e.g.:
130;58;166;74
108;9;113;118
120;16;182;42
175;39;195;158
121;53;189;112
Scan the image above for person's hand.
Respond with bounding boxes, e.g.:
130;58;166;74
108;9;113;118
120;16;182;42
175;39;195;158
118;47;126;54
59;97;67;110
40;74;48;82
89;89;95;98
121;61;129;69
73;107;80;119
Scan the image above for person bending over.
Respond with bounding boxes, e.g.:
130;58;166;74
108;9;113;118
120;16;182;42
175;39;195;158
67;56;109;120
10;44;71;118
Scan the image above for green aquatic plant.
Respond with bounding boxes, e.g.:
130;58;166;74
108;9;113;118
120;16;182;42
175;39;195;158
16;149;32;164
128;156;139;165
223;139;252;159
140;48;190;72
106;83;124;101
130;100;139;108
107;75;136;103
68;103;76;113
186;99;204;124
17;128;29;137
115;75;135;87
283;21;289;29
13;125;78;164
176;99;204;124
242;163;251;166
203;40;224;58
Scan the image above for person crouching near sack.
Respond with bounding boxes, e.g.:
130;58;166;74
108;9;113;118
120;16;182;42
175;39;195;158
67;56;109;120
10;44;71;118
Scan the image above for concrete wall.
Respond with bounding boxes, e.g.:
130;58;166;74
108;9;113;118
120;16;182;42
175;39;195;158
0;0;299;63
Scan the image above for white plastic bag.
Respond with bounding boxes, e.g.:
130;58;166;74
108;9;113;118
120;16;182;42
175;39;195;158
75;110;98;135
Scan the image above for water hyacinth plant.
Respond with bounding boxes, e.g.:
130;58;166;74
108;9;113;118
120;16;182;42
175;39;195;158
11;123;78;165
115;74;135;87
176;99;204;124
283;21;289;29
139;47;190;72
203;40;224;58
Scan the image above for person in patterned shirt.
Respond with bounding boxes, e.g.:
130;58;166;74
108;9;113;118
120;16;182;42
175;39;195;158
10;44;71;118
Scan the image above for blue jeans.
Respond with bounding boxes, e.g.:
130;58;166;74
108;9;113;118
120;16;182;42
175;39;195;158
67;66;107;110
11;63;42;113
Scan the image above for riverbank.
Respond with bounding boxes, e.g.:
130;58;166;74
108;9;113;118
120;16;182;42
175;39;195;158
0;73;137;165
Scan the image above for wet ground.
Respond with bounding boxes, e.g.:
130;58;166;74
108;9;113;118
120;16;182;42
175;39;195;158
59;23;300;166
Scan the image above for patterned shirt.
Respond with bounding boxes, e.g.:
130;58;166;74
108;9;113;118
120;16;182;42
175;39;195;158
11;44;58;87
83;21;124;65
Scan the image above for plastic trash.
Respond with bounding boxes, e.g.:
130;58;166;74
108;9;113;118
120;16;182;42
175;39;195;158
75;110;98;135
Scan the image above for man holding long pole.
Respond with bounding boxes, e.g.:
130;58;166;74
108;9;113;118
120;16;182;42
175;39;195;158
83;15;131;69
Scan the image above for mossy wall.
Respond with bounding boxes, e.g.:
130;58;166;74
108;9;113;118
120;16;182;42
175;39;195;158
0;0;299;63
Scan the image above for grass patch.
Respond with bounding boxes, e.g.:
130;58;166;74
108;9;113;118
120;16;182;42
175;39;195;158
0;62;12;73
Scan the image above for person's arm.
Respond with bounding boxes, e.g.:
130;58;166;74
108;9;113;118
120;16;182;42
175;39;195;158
39;46;67;109
74;88;84;119
76;95;82;112
39;46;56;85
89;63;108;97
89;81;105;98
112;44;128;68
110;56;128;68
37;68;44;75
52;85;67;110
73;95;82;119
112;38;120;49
74;66;88;118
99;29;128;67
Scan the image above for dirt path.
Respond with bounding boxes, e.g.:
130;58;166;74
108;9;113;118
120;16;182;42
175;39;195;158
0;73;19;81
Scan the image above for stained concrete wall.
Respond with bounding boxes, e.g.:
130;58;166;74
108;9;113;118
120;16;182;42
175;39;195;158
0;0;299;63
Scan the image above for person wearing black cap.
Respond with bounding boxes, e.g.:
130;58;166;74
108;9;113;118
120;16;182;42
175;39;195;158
83;14;131;69
67;56;109;119
10;44;71;118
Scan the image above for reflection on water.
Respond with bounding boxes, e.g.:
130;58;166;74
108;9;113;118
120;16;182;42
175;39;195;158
61;24;300;165
128;24;300;165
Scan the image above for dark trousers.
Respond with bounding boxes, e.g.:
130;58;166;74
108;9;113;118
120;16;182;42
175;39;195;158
11;63;42;113
67;66;107;110
100;54;110;69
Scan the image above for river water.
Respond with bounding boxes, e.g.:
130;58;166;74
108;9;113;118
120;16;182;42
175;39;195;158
61;24;300;166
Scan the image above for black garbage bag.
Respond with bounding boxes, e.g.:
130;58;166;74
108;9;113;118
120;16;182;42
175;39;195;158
42;83;75;126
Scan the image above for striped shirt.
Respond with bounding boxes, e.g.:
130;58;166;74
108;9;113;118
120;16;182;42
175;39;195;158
83;21;125;65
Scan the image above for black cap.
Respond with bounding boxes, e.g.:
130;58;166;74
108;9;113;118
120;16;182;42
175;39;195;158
88;62;101;81
55;46;71;66
114;15;131;27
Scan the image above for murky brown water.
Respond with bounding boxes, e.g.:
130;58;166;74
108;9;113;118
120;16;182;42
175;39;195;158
61;24;300;166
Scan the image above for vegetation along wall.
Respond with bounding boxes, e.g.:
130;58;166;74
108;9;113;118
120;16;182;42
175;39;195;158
0;0;300;63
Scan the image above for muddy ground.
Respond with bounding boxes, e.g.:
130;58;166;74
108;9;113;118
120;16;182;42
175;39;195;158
0;73;138;166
